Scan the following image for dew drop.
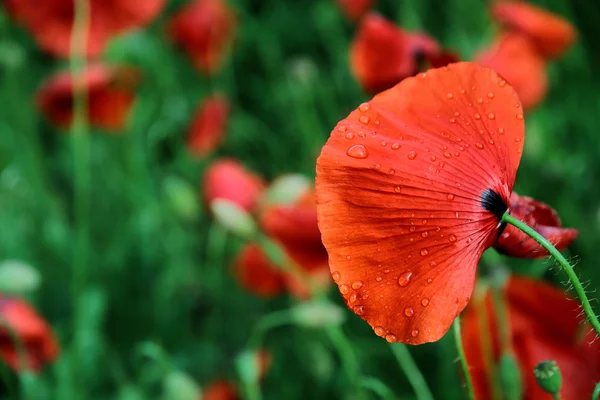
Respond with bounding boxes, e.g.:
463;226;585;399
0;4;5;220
474;113;481;120
476;98;483;104
358;131;366;138
339;284;350;294
376;276;382;282
499;79;506;87
411;329;419;337
355;305;365;315
347;144;368;159
375;163;381;169
374;326;385;336
345;132;354;139
515;137;521;142
332;271;341;282
454;111;460;117
398;272;413;287
498;128;505;134
449;234;457;242
337;126;347;132
346;255;351;260
409;226;416;233
475;143;484;149
385;334;397;342
427;278;433;284
487;113;495;120
407;151;417;160
430;156;437;161
352;281;364;290
394;186;401;193
349;293;357;304
389;169;395;175
420;249;429;256
489;139;495;145
444;152;452;158
359;102;370;112
391;143;400;150
447;93;454;99
487;92;495;99
447;194;455;201
359;115;370;124
421;298;430;307
516;113;523;120
380;141;387;146
404;307;415;317
421;231;428;238
422;219;427;225
449;118;456;124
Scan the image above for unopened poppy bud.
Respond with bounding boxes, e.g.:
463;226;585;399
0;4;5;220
210;199;257;238
261;174;311;208
235;350;261;385
291;301;345;328
162;370;201;400
163;176;199;220
499;353;523;400
0;260;40;294
534;360;562;395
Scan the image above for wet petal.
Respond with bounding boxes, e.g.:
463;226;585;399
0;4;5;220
316;62;525;344
495;192;578;258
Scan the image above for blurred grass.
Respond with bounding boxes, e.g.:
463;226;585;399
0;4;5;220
0;0;599;399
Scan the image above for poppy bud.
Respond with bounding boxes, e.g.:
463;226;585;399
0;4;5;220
163;176;199;221
261;174;311;208
235;350;261;385
210;199;257;239
291;301;345;328
499;353;523;400
534;360;562;395
0;260;40;294
162;370;201;400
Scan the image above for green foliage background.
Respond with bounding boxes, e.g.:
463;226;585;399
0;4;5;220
0;0;599;398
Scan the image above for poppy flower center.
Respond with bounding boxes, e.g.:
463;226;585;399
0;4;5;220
480;188;508;220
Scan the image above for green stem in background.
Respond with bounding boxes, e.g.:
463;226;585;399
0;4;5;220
501;212;600;338
247;310;293;350
592;382;600;399
325;326;362;396
389;343;434;400
453;317;475;400
69;0;90;312
360;376;397;400
0;318;32;400
474;287;503;400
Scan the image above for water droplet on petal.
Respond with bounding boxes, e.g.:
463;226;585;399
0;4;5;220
374;326;385;336
347;144;368;159
474;113;481;120
421;231;428;238
444;152;452;158
411;329;419;337
376;276;382;282
420;249;428;256
421;298;430;307
394;186;401;193
427;278;433;284
345;132;354;139
359;115;370;124
488;113;495;120
404;307;415;317
409;226;416;233
516;113;523;120
391;143;400;150
449;234;457;242
475;143;484;149
447;93;453;99
447;194;455;200
339;284;350;294
389;169;395;175
337;126;347;132
385;334;397;342
349;293;357;303
352;281;364;290
359;102;370;112
498;128;505;134
332;271;341;282
380;141;387;147
407;151;417;160
430;156;437;161
398;272;413;287
487;92;495;99
476;98;483;104
355;305;364;315
499;79;506;87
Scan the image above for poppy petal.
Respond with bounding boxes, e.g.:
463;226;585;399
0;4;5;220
491;1;577;59
316;62;524;344
234;244;285;298
336;0;375;21
495;192;578;258
187;95;229;157
476;33;547;111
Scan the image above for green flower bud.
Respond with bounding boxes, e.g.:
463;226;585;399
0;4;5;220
210;199;257;238
162;370;201;400
0;260;41;294
291;300;345;328
163;176;199;220
499;353;523;400
261;174;311;208
534;360;562;395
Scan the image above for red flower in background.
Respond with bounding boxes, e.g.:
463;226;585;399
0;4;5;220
235;244;285;298
336;0;375;21
316;62;525;344
0;297;59;371
168;0;237;75
202;380;239;400
462;277;600;399
491;1;576;60
203;159;265;213
5;0;165;58
476;34;547;111
187;95;230;157
495;192;578;258
350;13;456;93
37;64;138;131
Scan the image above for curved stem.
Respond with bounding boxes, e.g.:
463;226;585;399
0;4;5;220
389;343;434;400
592;382;600;399
453;317;475;400
501;212;600;338
360;376;397;400
325;326;361;393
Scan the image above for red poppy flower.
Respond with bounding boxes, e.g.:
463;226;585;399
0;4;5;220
5;0;165;58
495;192;578;258
462;277;600;399
203;159;265;213
37;64;138;131
336;0;375;21
187;95;229;157
0;297;59;371
350;13;452;93
202;380;239;400
476;33;547;111
168;0;237;75
234;244;285;298
316;62;525;344
491;1;576;60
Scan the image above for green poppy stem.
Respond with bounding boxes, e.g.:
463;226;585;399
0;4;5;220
592;382;600;399
389;343;434;400
501;212;600;338
453;317;475;400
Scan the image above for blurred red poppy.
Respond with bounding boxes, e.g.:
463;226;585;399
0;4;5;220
350;13;455;93
0;297;59;371
316;62;525;344
203;159;265;213
6;0;165;58
476;33;547;111
187;95;229;157
462;277;600;399
491;1;576;60
336;0;375;21
37;64;138;131
234;244;285;298
495;192;578;258
168;0;237;75
202;380;239;400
